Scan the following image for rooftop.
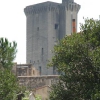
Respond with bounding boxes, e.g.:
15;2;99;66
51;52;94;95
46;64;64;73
25;1;60;9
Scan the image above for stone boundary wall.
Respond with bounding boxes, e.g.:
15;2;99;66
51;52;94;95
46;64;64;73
18;75;59;90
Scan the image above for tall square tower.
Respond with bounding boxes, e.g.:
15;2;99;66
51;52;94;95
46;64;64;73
24;0;80;75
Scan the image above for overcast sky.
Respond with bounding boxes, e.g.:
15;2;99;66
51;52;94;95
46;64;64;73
0;0;100;64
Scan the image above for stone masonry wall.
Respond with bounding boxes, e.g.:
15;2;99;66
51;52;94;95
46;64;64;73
18;75;59;90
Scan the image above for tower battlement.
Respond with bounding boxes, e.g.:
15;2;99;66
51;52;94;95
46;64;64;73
24;1;60;15
24;1;80;16
59;2;80;12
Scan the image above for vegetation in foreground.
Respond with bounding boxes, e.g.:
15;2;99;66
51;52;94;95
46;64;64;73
22;91;42;100
49;18;100;100
0;38;25;100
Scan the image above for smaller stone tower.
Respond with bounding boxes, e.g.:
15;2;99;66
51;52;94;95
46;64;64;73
59;0;80;39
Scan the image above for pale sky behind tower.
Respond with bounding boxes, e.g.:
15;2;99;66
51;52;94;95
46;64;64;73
0;0;100;64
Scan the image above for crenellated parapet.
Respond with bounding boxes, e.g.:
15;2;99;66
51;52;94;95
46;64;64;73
67;3;80;12
60;2;80;12
24;1;60;16
24;1;80;16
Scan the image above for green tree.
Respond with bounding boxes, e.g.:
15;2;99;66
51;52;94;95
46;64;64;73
0;38;17;69
0;38;24;100
0;69;20;100
49;18;100;100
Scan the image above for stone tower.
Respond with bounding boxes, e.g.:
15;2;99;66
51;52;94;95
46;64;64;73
24;0;80;75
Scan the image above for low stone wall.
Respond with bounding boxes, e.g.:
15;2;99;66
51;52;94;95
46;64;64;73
18;75;59;90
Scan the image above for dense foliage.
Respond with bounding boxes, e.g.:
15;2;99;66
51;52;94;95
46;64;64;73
0;70;20;100
0;38;17;69
0;38;24;100
49;18;100;100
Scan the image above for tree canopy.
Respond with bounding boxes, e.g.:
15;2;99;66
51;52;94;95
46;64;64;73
0;69;20;100
49;18;100;100
0;38;24;100
0;38;17;69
